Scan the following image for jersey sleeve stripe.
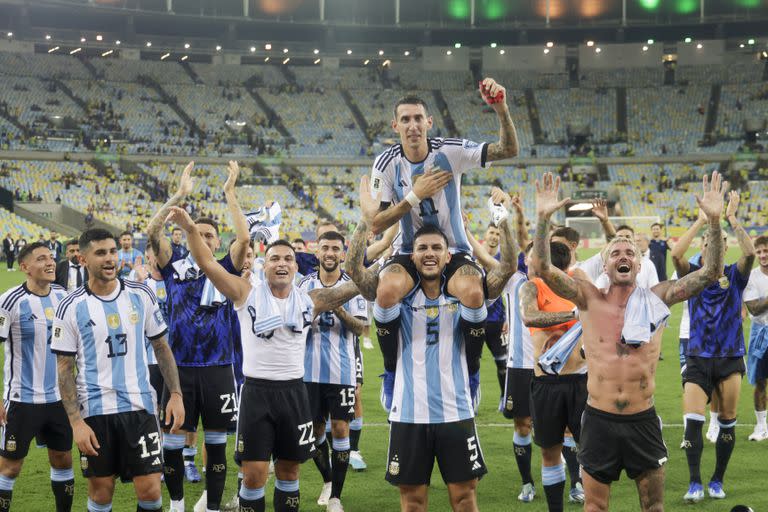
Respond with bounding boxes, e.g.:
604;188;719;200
125;281;158;304
51;348;77;356
55;288;87;318
373;146;398;171
1;286;25;310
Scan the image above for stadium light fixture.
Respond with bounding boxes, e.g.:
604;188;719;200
544;48;550;54
546;41;554;48
313;49;320;55
642;45;649;51
45;34;51;40
282;57;290;64
364;59;370;65
748;38;755;45
181;55;188;61
160;53;170;60
283;48;288;53
146;41;152;47
404;50;410;56
378;50;384;56
215;45;222;51
499;49;505;55
115;40;121;45
314;58;321;64
490;43;497;48
250;46;256;52
265;43;272;50
383;59;391;66
595;47;602;53
6;32;12;38
101;49;113;57
684;37;692;43
96;35;103;41
740;43;746;48
647;38;654;44
454;43;461;48
48;46;59;53
80;37;86;43
587;40;595;47
347;49;352;55
264;57;270;62
70;48;81;55
184;43;190;49
446;50;452;55
696;43;703;49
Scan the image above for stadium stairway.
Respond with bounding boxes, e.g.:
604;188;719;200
11;200;89;238
432;90;461;138
140;75;204;140
524;89;545;144
616;87;628;142
118;159;168;202
278;64;298;87
703;84;722;146
280;163;335;222
339;89;373;145
78;57;101;80
180;61;203;85
243;77;293;141
0;104;29;138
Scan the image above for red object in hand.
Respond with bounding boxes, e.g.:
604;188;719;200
479;81;504;104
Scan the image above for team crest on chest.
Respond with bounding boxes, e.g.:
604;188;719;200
44;307;55;321
426;306;439;319
156;286;166;300
107;313;121;329
129;307;139;325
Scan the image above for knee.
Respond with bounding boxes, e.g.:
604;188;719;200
456;281;484;308
274;460;300;481
541;446;563;466
0;459;21;479
514;419;532;437
242;466;268;489
376;272;407;308
89;482;115;504
135;481;161;502
402;494;427;512
48;450;72;470
331;423;348;440
585;501;609;512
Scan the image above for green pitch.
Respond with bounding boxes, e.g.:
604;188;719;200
0;248;764;511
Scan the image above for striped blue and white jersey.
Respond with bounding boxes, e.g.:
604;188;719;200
51;280;168;418
0;283;68;404
370;137;488;255
298;272;368;386
389;289;473;424
139;276;169;366
505;272;534;370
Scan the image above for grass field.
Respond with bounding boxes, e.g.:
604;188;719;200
2;248;766;511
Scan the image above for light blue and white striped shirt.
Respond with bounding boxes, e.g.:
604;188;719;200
299;272;368;386
51;280;167;418
389;289;473;424
0;284;68;404
505;272;534;370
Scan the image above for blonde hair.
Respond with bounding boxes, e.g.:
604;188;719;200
601;236;639;263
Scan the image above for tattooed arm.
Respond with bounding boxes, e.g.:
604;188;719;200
365;223;399;262
670;214;706;278
745;297;768;317
57;354;100;456
725;191;756;277
486;216;519;300
146;161;194;269
346;220;379;301
481;78;519;161
520;281;577;328
334;307;369;337
309;281;360;318
224;161;251;272
149;335;184;433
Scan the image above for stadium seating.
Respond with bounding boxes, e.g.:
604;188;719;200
0;208;49;241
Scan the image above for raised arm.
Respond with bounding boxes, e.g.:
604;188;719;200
509;192;529;249
465;221;498;271
146;161;194;269
167;206;251;306
309;281;360;317
347;175;384;301
365;222;399;262
591;199;616;241
520;281;577;328
224;161;251;272
486;215;519;300
725;191;756;276
148;335;184;433
670;212;707;278
532;173;589;309
480;78;519;161
655;171;725;306
333;307;368;337
371;168;452;234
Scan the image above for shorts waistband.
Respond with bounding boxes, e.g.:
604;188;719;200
244;377;304;388
585;404;657;422
533;373;587;383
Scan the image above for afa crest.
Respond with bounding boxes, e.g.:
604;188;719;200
129;310;139;325
426;306;439;319
388;455;400;476
156;287;166;300
80;456;89;471
44;307;54;320
5;436;16;452
107;314;121;329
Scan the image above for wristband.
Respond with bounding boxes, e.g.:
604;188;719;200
405;191;421;208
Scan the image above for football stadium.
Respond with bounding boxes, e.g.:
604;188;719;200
0;0;767;510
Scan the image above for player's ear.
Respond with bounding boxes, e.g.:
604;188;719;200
426;115;433;129
391;118;398;132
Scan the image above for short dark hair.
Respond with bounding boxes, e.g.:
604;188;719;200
650;222;663;229
119;231;132;239
18;241;50;263
413;225;448;247
393;95;429;119
486;223;500;232
228;238;255;249
615;224;635;235
318;231;346;245
171;227;182;234
194;217;219;235
550;241;571;272
265;239;296;258
65;239;79;248
551;226;580;244
79;228;115;251
292;238;306;246
315;220;337;235
755;235;768;248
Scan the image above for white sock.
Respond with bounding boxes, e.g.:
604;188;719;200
171;499;184;510
756;410;767;427
709;410;719;424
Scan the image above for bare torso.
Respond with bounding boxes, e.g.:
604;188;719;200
531;328;586;377
580;291;661;415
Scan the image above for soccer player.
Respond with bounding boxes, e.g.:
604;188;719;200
673;190;755;502
532;171;725;512
0;242;73;512
349;175;518;512
55;239;87;291
166;204;361;512
298;231;368;511
52;228;184;512
170;227;188;260
46;232;63;263
146;161;251;512
649;222;673;282
368;81;519;408
117;231;143;278
745;235;768;441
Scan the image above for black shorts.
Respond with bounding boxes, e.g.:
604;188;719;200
162;365;237;431
235;378;315;463
385;419;487;486
485;322;508;361
683;355;745;398
354;339;364;386
80;410;163;482
0;401;72;459
381;252;483;290
148;364;164;411
502;368;534;420
578;405;668;484
305;382;356;423
530;373;588;448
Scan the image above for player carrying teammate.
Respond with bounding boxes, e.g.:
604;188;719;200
0;242;73;512
367;78;519;406
146;161;251;512
166;202;362;512
52;229;185;512
533;171;725;512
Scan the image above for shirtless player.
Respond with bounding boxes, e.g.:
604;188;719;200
532;172;725;511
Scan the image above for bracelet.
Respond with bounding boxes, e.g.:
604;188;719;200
170;391;182;398
405;191;421;208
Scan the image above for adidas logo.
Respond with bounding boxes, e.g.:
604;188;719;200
152;457;161;466
26;313;38;321
472;460;483;471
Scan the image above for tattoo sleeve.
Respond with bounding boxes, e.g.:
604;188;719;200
150;336;181;395
728;217;756;276
346;220;380;301
334;307;368;337
515;211;529;249
485;109;519;161
486;216;518;300
225;189;251;272
745;297;768;317
532;215;585;308
310;281;361;317
146;191;184;267
520;282;575;327
56;354;81;425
